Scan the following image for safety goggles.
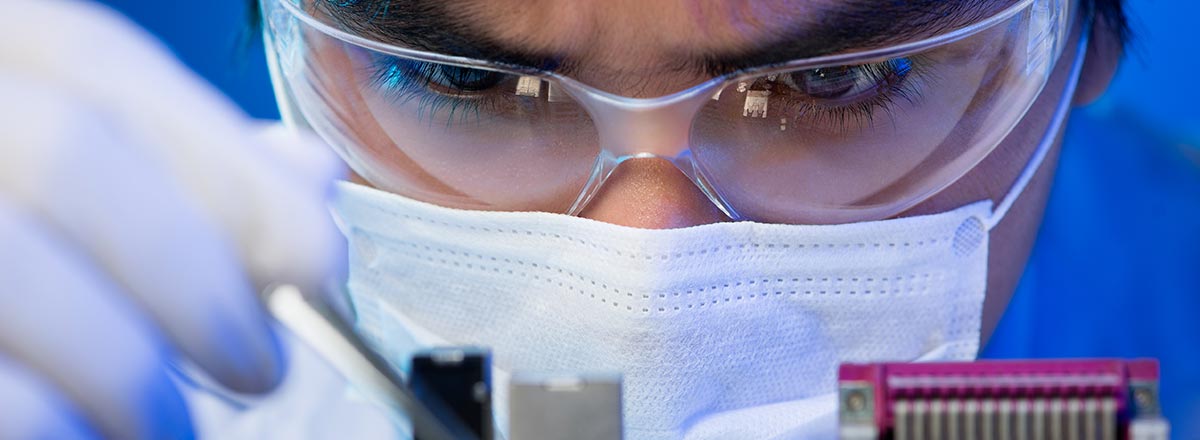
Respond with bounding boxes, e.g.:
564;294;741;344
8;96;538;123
264;0;1072;224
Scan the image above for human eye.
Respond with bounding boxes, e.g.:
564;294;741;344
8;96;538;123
728;57;928;133
780;58;913;106
372;56;506;95
362;54;526;124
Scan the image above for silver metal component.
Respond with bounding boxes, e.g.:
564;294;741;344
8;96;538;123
1130;419;1171;440
736;81;749;93
998;399;1013;440
1050;398;1065;440
428;347;466;365
509;372;623;440
1084;398;1099;440
1033;398;1047;440
930;400;944;440
1066;398;1081;440
743;90;769;118
981;399;995;440
895;400;911;440
913;399;927;440
948;399;962;439
515;76;542;97
473;381;489;402
838;382;878;440
964;399;979;440
1101;398;1116;440
1015;399;1030;440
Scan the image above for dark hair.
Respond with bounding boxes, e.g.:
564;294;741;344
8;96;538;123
1086;0;1132;45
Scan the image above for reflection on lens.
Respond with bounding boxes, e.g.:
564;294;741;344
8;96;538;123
269;0;1064;224
690;6;1051;224
364;54;562;127
275;9;602;213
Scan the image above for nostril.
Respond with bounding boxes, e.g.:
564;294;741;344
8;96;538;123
578;158;731;229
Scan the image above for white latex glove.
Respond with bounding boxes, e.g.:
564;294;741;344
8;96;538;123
0;1;352;438
184;327;412;440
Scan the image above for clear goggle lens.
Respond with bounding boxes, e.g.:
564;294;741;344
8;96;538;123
265;0;1069;224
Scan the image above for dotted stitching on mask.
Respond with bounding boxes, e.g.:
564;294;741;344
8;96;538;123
356;205;954;261
375;237;937;315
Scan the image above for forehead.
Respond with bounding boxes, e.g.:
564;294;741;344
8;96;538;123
318;0;1014;85
448;0;1008;57
450;0;834;61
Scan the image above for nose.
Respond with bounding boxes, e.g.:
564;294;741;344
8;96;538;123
578;158;731;229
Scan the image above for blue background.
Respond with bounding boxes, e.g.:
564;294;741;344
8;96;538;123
96;0;1200;436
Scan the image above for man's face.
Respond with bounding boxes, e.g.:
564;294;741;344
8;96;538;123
321;0;1120;341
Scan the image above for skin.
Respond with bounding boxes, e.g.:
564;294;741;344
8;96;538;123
349;0;1124;344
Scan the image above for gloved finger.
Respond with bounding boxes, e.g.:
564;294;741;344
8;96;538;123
0;80;281;394
0;199;194;440
254;123;347;197
253;124;353;320
0;0;346;294
0;353;99;440
311;395;406;439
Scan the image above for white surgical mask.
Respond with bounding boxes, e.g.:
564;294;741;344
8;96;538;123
328;29;1086;440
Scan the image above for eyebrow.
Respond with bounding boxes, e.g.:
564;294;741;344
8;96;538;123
316;0;1014;75
700;0;1013;75
316;0;563;71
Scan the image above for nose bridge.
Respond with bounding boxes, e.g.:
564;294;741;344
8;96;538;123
578;157;732;228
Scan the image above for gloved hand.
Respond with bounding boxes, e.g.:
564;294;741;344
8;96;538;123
0;1;348;438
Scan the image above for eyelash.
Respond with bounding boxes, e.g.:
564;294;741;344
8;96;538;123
771;57;932;131
364;54;932;132
365;57;491;126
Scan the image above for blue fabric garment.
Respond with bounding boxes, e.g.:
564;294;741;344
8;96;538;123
982;105;1200;438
